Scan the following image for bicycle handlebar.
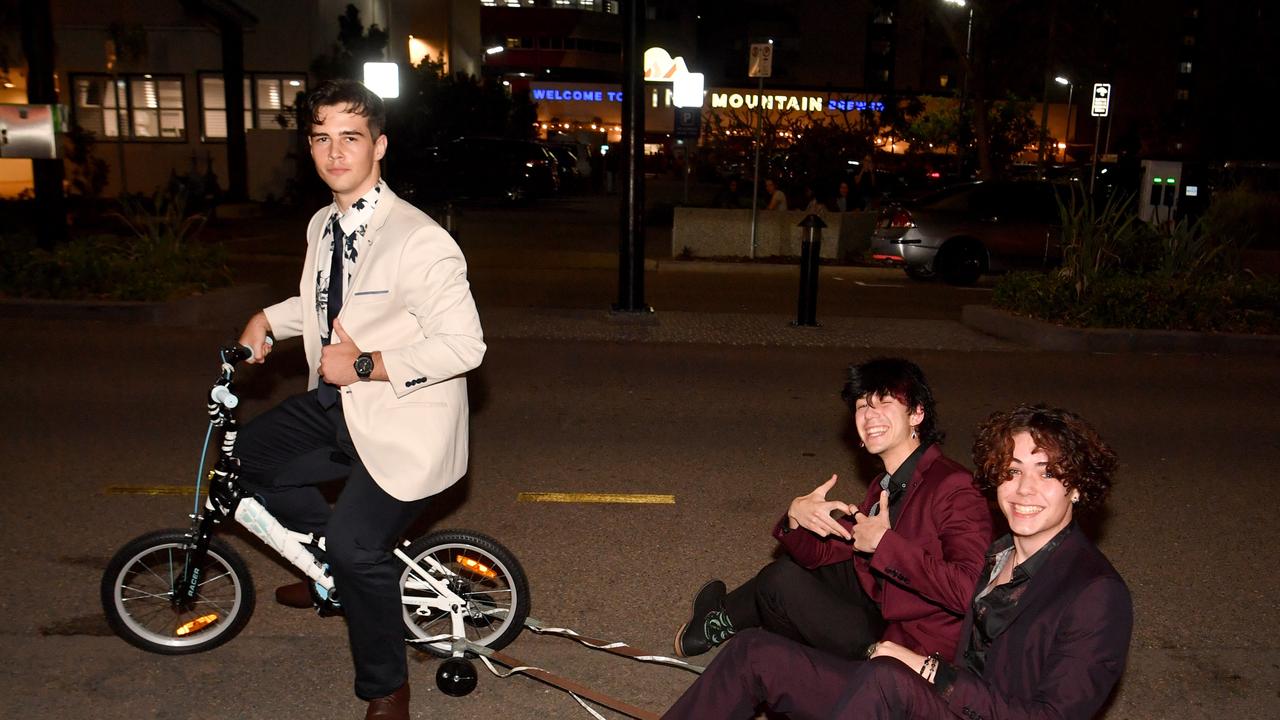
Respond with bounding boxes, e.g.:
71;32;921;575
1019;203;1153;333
220;344;256;365
209;344;256;410
210;384;239;409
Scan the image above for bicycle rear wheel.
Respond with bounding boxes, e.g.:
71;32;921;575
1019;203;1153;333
101;529;255;654
400;530;530;657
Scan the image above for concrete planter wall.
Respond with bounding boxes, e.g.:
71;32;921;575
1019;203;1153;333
673;208;877;261
0;284;277;327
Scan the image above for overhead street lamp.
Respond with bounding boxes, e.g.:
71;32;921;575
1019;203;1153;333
942;0;974;103
1055;75;1074;161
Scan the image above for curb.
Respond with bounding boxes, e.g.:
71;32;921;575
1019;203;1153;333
0;284;277;327
961;304;1280;355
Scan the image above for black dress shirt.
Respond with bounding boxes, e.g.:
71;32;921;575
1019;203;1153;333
871;442;928;525
933;522;1075;690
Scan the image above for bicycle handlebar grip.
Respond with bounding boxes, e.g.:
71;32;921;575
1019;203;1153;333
220;344;255;364
210;384;239;409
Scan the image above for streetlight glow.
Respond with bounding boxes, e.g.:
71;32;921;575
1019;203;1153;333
943;0;966;6
486;46;505;55
1055;76;1071;85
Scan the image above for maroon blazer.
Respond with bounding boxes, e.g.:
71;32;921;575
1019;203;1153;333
936;527;1133;719
773;444;993;660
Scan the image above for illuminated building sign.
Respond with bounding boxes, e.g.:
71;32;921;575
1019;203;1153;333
532;87;621;102
529;83;888;115
828;99;886;112
644;47;691;81
711;92;824;112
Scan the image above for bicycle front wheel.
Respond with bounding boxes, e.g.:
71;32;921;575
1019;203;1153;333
101;529;255;654
400;530;530;657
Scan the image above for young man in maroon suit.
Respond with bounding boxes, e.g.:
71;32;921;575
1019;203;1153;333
674;358;991;664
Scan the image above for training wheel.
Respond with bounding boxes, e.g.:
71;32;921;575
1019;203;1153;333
436;657;478;697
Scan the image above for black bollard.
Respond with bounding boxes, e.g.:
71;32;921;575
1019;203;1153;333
795;214;826;326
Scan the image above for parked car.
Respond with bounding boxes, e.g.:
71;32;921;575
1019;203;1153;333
405;137;560;203
870;180;1067;285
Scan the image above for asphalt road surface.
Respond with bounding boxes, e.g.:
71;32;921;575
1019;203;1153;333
2;311;1278;719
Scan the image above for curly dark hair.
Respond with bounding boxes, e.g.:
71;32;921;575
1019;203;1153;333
971;404;1117;511
840;357;944;447
301;79;386;138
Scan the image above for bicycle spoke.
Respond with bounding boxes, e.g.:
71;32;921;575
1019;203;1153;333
119;585;174;602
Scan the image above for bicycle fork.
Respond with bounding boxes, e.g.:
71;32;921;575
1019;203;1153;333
172;456;335;608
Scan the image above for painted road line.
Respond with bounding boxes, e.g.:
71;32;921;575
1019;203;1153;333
517;492;675;505
854;281;906;288
105;485;196;496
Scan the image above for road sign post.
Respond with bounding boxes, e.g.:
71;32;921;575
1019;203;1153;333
1090;83;1111;195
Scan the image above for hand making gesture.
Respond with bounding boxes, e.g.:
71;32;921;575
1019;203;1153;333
787;475;855;540
849;489;891;553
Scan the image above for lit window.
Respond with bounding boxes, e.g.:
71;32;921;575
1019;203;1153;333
1179;61;1193;73
199;73;305;141
255;77;306;129
1176;89;1190;101
72;74;185;140
939;74;950;88
200;76;253;138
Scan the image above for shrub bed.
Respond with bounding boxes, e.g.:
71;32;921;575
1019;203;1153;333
993;271;1280;334
0;232;230;302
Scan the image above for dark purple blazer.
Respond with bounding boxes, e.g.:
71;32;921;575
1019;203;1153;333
938;527;1134;720
772;444;993;660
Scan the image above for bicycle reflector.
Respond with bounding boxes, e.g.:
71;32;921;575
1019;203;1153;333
456;555;497;579
176;613;219;636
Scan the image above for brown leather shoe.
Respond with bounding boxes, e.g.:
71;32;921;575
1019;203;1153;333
365;683;410;720
274;581;313;609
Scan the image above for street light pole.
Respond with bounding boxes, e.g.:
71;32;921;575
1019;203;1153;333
1055;75;1072;162
945;1;973;104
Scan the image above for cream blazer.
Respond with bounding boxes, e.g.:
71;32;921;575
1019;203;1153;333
263;188;486;501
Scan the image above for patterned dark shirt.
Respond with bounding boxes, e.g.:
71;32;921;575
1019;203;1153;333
963;523;1074;675
314;180;384;340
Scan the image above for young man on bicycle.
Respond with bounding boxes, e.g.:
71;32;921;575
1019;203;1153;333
235;79;485;720
674;358;991;668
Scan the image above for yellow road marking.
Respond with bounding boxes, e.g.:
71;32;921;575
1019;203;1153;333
517;492;675;505
105;485;196;496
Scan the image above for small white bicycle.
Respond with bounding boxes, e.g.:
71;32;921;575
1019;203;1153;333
100;344;529;694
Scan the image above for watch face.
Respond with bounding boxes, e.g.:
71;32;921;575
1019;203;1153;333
354;353;374;378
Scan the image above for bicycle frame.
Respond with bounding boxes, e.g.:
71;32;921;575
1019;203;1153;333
173;345;483;654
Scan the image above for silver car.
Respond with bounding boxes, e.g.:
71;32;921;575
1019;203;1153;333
870;180;1065;285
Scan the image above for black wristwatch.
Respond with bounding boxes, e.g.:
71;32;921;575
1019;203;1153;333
353;352;375;380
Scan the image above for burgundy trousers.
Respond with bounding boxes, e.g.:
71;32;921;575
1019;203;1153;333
662;628;951;720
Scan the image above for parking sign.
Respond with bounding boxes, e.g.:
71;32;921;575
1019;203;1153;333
749;43;773;78
1091;83;1111;117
